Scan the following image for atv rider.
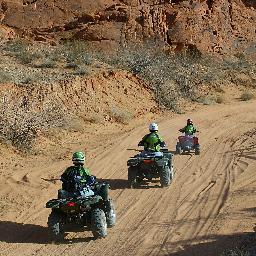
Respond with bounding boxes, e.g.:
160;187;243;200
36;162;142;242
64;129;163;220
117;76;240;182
59;152;109;202
61;151;94;193
138;123;166;156
179;119;197;135
179;119;199;145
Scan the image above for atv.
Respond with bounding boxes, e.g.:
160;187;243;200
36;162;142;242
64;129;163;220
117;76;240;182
176;134;200;155
127;149;174;188
46;183;116;242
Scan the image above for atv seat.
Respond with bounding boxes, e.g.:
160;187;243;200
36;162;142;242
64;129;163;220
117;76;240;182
139;151;163;158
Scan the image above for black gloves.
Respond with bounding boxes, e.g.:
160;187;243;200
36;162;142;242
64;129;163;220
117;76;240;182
160;141;166;147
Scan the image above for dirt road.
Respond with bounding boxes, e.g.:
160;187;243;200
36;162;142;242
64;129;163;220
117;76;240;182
0;100;255;256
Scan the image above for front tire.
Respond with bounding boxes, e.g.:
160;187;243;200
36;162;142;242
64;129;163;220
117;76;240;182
106;199;116;228
91;208;107;238
160;165;171;187
47;210;64;242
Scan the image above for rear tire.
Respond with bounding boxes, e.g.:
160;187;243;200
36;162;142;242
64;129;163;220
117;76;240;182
106;199;116;228
176;144;182;155
195;145;200;155
91;208;107;238
128;166;138;188
47;210;64;242
160;166;171;187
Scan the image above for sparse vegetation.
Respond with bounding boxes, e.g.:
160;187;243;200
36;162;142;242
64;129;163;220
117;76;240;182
0;96;69;152
216;94;226;104
37;58;56;68
197;95;216;105
240;91;254;101
0;38;255;150
100;42;256;112
109;107;132;124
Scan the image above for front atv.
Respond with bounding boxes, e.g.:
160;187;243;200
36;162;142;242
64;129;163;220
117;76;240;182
46;185;116;242
127;149;174;188
176;135;200;155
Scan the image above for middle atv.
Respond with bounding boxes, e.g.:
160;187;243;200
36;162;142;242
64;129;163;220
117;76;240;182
127;149;174;188
176;134;200;155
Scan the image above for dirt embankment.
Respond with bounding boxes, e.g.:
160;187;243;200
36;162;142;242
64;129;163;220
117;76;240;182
0;70;160;153
0;0;255;57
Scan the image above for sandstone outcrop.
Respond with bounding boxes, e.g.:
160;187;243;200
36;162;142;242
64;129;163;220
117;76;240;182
0;0;255;57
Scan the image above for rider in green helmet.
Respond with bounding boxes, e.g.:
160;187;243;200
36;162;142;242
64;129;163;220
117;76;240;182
60;151;109;202
179;118;197;135
138;123;166;152
61;151;92;191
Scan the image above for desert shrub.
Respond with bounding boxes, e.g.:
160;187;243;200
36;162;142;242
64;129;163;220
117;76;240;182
240;91;254;101
4;39;40;64
197;95;216;105
0;97;67;152
216;94;226;104
85;114;104;124
63;40;93;66
73;68;88;76
109;106;132;124
37;58;56;68
0;70;12;83
4;39;28;53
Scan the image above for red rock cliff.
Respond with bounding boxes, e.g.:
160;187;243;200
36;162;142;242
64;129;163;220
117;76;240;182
0;0;255;56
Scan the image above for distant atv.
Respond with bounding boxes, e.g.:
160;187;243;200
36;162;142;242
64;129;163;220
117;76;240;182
46;184;116;242
176;133;200;155
127;149;174;188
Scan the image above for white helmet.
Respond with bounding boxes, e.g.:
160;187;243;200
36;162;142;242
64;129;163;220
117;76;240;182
149;122;158;132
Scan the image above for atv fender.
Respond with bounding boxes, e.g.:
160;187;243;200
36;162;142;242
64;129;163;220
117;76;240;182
155;158;169;167
127;158;139;167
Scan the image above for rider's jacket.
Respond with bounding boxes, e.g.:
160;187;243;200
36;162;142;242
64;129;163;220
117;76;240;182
180;124;197;135
138;132;165;152
61;166;91;192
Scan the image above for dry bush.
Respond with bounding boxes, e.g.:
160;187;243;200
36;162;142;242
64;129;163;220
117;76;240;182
63;40;93;67
216;94;226;104
197;95;216;105
4;39;40;64
109;107;132;124
0;97;67;152
240;91;254;101
84;114;104;124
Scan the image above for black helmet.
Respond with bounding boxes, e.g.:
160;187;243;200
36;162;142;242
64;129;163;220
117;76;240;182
187;118;193;125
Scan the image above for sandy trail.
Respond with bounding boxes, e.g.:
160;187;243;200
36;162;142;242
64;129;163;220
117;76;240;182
0;100;255;256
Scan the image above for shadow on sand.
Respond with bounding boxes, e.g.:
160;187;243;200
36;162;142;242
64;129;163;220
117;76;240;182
0;221;95;244
151;230;256;256
98;178;129;190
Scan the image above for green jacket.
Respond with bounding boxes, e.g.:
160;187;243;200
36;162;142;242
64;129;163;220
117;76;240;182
180;124;197;135
138;132;165;152
61;165;91;184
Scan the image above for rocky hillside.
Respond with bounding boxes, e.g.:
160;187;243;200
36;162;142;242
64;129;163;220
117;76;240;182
0;0;255;57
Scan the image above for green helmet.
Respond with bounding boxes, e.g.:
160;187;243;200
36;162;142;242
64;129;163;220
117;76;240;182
72;151;85;164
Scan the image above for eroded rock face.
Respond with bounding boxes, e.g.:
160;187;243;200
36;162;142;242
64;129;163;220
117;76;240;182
0;0;255;56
